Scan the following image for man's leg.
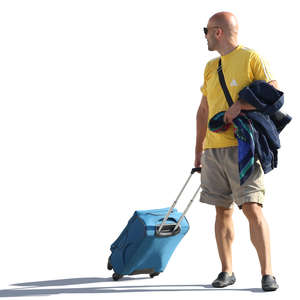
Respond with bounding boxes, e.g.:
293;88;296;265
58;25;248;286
242;203;279;291
212;206;236;288
242;203;272;275
215;206;234;274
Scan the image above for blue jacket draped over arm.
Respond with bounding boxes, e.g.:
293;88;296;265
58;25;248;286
239;80;292;173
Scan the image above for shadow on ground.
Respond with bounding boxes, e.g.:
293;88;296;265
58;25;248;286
0;277;263;297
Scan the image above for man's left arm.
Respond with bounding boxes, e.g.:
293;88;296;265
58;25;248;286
223;79;279;124
224;53;279;124
268;80;279;89
223;99;254;124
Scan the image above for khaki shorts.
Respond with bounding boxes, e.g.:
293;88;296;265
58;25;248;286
200;147;265;209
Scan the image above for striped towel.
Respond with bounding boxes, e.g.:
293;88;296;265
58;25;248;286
208;112;255;185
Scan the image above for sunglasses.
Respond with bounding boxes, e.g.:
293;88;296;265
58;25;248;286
203;26;221;35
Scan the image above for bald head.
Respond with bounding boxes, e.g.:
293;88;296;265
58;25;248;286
208;12;239;42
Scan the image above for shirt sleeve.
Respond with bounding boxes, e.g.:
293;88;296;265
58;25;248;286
200;63;209;96
250;52;274;82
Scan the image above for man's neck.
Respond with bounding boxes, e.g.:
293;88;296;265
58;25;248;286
218;43;239;56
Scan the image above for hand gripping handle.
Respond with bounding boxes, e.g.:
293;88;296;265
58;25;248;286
191;167;202;174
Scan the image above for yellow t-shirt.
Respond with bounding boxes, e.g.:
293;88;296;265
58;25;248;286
200;45;274;149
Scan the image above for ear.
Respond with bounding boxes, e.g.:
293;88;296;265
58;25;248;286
215;28;223;39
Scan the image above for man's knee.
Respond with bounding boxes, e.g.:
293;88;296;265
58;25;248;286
242;202;263;223
215;206;234;240
216;206;234;219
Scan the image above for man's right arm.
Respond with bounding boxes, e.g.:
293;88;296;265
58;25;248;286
194;95;208;168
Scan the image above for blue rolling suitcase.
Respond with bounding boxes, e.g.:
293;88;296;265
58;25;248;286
107;168;201;281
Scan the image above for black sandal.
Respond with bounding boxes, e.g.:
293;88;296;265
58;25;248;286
262;275;279;291
212;272;236;288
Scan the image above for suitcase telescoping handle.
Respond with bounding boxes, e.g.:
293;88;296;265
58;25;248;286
157;168;201;235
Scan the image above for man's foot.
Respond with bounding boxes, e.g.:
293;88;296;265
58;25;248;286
212;272;236;288
262;275;279;291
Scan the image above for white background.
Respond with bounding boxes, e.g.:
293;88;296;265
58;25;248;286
0;0;298;299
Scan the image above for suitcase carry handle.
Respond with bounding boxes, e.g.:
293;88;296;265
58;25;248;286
156;217;180;237
155;223;181;237
157;168;201;234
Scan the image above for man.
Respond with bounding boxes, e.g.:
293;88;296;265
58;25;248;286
195;12;279;291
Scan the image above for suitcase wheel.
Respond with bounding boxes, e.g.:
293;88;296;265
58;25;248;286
107;258;113;270
112;273;123;281
150;272;160;278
